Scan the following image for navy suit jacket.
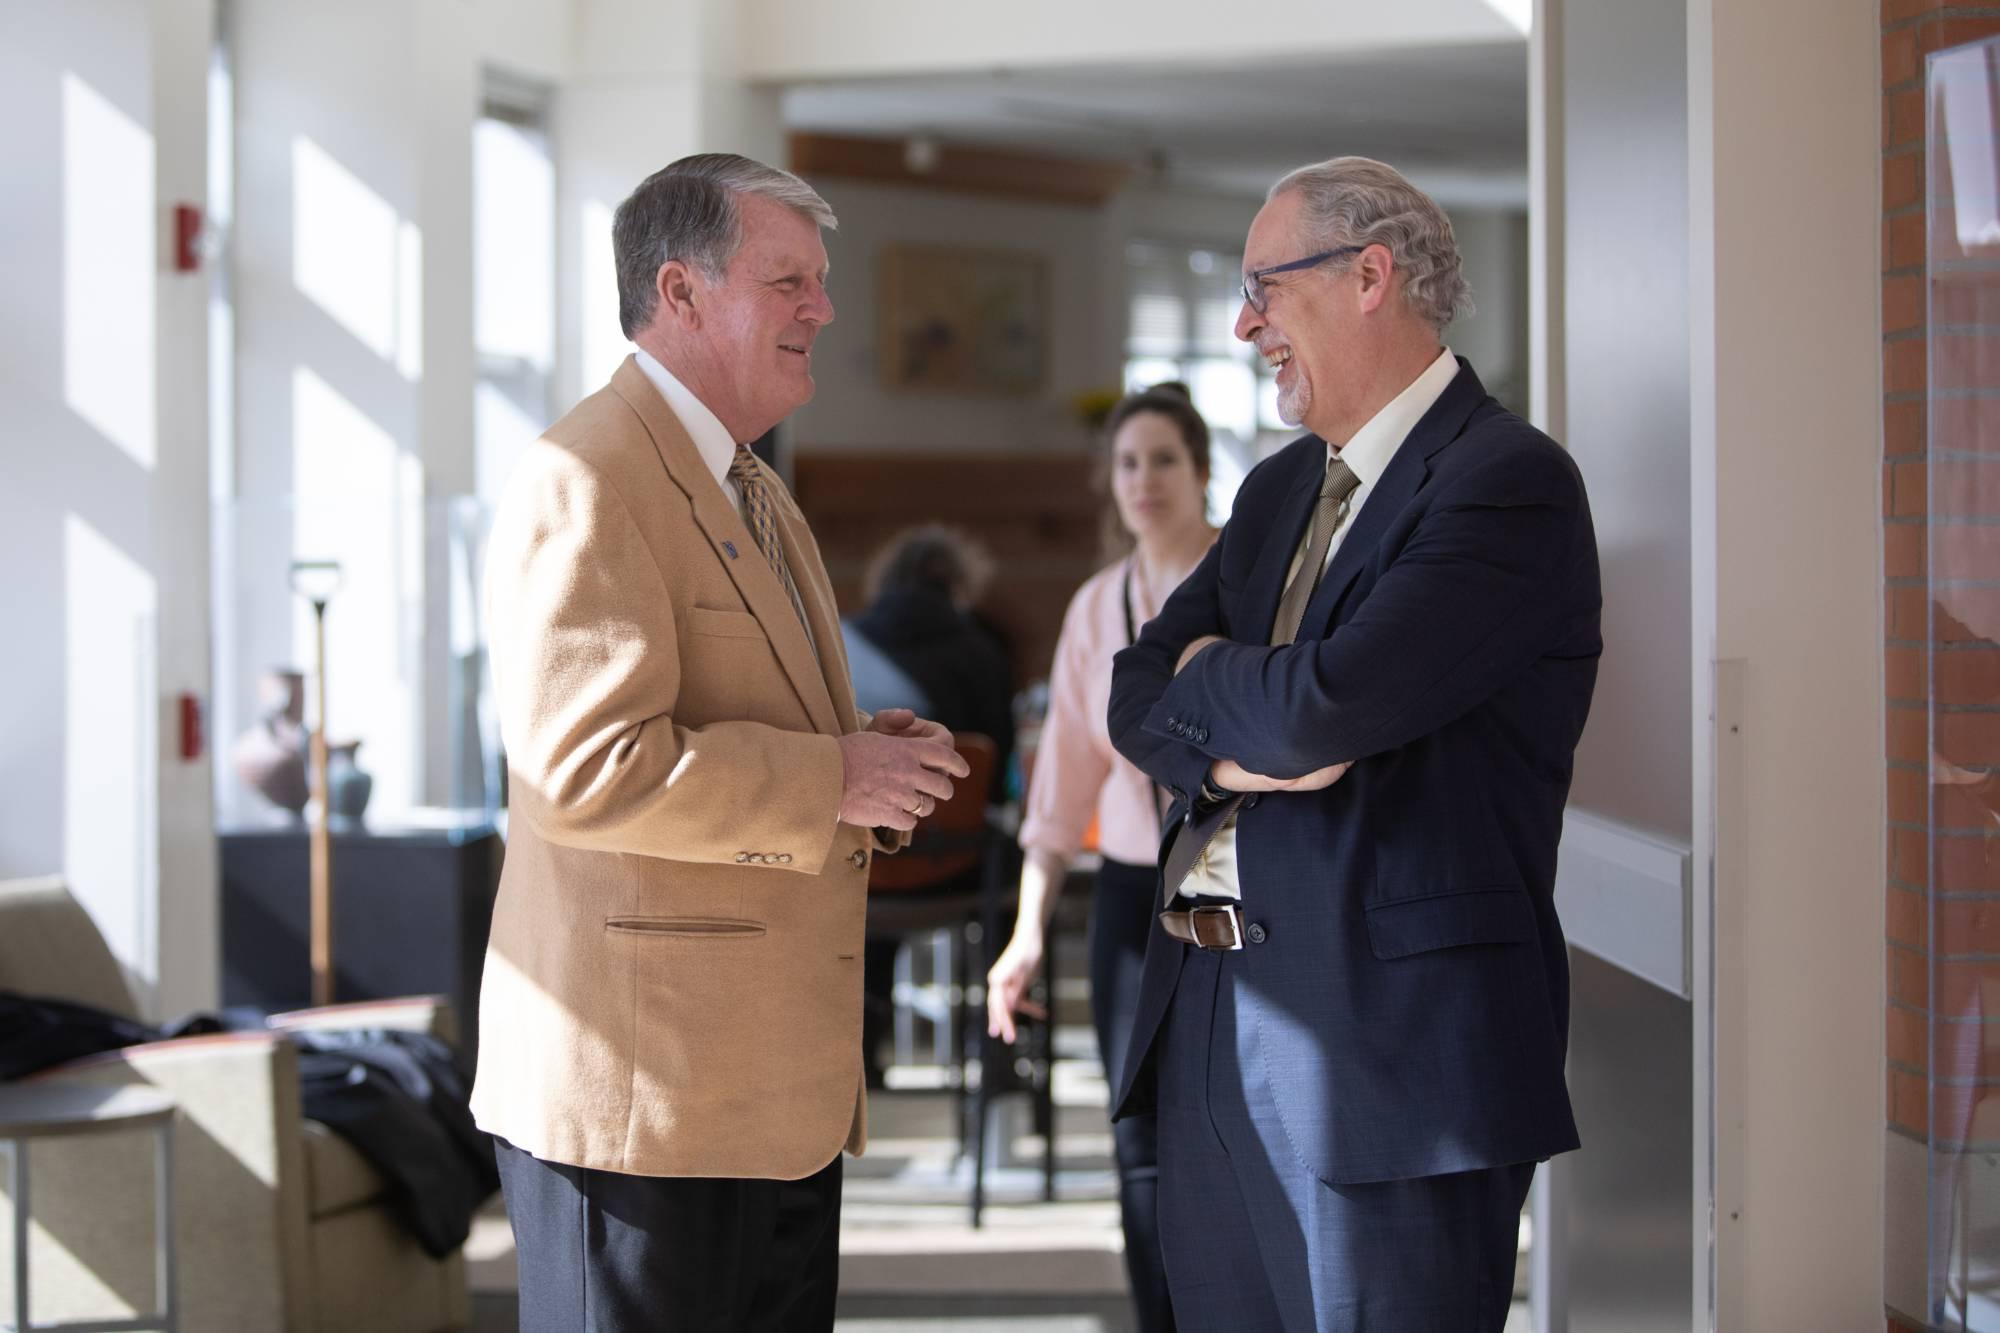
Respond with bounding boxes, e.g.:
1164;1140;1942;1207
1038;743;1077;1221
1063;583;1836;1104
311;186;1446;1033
1107;359;1599;1185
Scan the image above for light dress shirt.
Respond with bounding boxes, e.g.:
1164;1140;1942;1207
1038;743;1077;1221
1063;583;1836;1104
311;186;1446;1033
1021;549;1215;869
634;349;817;656
1182;346;1460;902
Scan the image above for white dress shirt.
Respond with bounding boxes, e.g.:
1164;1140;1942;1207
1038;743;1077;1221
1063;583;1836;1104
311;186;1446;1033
633;349;818;656
635;349;742;509
1183;346;1460;902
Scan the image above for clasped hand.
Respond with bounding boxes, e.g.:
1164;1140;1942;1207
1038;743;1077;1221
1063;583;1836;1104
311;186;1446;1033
1173;635;1351;794
836;708;970;831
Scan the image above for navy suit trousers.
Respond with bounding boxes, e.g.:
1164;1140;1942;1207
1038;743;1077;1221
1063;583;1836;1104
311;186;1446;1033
1156;948;1534;1332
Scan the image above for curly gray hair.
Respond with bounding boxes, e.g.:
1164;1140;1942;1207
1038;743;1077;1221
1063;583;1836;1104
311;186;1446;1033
613;153;838;339
1270;157;1471;333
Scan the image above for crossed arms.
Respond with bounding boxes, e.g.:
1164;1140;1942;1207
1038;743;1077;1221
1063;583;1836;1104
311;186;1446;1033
1108;446;1591;795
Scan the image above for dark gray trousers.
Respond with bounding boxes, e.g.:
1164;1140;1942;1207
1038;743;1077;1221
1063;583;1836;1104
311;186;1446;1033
494;1138;841;1333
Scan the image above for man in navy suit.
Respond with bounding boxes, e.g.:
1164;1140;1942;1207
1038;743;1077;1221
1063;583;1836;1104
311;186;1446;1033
1107;157;1601;1331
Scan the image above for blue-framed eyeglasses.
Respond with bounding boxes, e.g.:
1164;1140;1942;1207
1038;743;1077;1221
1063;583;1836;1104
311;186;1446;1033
1239;246;1365;315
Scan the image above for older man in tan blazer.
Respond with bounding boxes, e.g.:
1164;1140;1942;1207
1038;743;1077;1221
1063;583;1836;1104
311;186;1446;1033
472;153;968;1332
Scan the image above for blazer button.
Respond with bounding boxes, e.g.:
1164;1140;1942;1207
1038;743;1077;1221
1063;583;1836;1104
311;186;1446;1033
734;852;751;863
1246;922;1267;944
849;849;868;870
779;854;793;864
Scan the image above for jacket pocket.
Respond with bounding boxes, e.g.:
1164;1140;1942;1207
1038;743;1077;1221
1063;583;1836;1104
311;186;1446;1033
1363;888;1534;960
686;606;765;640
605;916;766;939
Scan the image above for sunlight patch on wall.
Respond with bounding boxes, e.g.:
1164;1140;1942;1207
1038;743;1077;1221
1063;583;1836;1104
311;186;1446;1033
292;136;422;379
290;366;417;815
64;512;158;989
1482;0;1531;36
62;72;156;469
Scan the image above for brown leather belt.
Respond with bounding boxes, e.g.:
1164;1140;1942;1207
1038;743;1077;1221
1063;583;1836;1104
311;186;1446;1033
1158;902;1245;951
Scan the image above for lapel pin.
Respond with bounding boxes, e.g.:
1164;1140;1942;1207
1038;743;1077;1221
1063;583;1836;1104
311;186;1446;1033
723;541;739;559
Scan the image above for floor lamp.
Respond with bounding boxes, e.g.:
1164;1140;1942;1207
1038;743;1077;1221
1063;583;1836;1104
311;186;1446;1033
289;559;343;1008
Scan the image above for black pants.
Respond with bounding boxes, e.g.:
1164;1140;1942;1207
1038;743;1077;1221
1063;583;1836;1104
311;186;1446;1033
1092;856;1177;1333
494;1138;841;1332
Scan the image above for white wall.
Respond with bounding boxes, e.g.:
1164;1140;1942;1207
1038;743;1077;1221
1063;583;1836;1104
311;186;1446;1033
1449;207;1530;414
786;179;1122;454
555;0;782;408
0;0;217;1016
736;0;1524;81
1692;0;1884;1324
789;177;1527;457
474;0;576;84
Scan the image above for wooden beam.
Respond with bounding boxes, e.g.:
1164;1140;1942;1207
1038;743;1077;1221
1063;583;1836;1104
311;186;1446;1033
789;131;1130;208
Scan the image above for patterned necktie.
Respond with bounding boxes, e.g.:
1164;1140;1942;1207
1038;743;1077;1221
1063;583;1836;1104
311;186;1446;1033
1270;456;1362;646
726;445;805;621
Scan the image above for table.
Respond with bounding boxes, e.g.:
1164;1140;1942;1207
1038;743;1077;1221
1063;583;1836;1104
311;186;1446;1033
218;820;502;1059
0;1081;177;1333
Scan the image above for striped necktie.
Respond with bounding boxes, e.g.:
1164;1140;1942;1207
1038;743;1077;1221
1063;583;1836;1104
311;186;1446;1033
727;445;805;625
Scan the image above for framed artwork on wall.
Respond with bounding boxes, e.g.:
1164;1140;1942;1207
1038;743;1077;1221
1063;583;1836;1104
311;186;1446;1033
877;243;1047;394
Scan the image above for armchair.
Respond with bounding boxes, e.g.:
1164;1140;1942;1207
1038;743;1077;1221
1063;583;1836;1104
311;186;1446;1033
0;876;469;1332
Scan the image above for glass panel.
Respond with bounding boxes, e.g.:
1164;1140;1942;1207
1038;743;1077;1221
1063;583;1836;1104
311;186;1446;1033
212;495;498;834
1188;356;1256;441
1258;374;1286;431
1927;38;2000;1331
1123;356;1180;394
1128;291;1186;357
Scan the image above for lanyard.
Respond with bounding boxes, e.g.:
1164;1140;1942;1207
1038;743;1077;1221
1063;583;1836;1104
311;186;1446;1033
1121;556;1171;838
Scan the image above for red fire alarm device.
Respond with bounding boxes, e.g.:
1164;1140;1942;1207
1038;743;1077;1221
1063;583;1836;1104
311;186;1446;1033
178;692;204;761
173;204;203;273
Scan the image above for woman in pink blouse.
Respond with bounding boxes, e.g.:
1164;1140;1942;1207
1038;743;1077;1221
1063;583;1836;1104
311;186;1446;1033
987;383;1217;1333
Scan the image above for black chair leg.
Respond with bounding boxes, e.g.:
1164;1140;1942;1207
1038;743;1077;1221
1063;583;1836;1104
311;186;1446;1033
952;922;971;1161
1040;1037;1057;1200
971;1022;991;1227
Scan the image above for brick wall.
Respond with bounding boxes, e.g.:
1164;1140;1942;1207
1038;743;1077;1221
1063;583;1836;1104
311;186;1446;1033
1885;4;2000;1327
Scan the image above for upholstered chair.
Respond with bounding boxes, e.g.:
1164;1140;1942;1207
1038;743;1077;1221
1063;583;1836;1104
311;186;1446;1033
0;876;470;1332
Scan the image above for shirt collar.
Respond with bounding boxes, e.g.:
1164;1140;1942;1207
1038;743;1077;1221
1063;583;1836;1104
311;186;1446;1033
1330;346;1459;489
634;348;738;492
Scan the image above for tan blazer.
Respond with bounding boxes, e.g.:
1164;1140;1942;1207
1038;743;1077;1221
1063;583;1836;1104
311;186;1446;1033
471;356;895;1179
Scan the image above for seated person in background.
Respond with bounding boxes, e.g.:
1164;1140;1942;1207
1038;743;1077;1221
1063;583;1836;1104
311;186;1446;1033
843;524;1014;780
845;525;1015;1087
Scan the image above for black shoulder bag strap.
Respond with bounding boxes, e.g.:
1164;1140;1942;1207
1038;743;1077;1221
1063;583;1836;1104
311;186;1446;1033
1122;558;1171;839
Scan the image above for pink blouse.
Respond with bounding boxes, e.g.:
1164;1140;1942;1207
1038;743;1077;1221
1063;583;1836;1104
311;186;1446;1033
1019;554;1189;867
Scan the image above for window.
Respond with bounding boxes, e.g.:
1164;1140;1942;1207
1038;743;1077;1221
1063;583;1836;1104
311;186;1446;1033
1123;241;1286;520
1122;240;1292;440
473;72;556;508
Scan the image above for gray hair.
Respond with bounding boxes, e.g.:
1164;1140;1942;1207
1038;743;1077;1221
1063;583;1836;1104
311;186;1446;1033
612;153;838;339
1269;157;1471;333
